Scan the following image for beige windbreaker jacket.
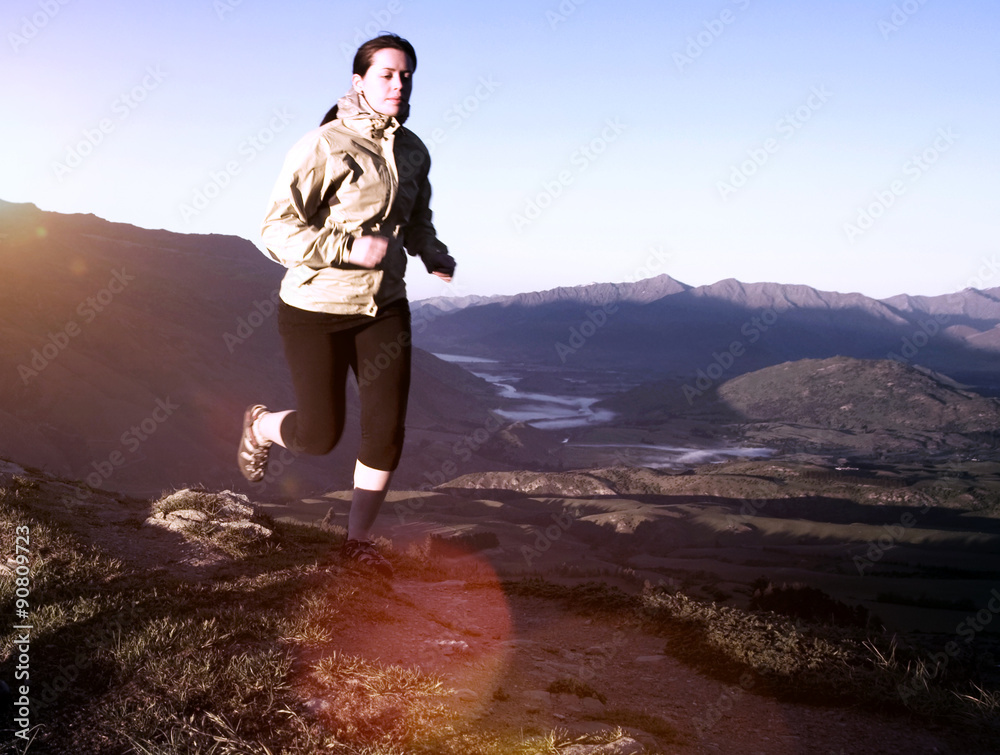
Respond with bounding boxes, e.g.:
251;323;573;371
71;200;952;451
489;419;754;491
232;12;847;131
260;90;453;315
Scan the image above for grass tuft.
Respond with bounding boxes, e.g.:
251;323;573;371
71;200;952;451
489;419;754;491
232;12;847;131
303;652;453;747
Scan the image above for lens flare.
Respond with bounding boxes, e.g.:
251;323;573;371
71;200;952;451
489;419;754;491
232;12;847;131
290;541;514;740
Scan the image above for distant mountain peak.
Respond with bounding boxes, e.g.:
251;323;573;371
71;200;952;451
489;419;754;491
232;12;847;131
688;278;912;325
413;273;690;315
495;274;690;309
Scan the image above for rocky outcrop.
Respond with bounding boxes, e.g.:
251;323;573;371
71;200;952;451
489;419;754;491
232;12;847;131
144;488;273;552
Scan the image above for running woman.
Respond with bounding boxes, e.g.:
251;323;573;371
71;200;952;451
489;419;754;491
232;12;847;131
238;34;455;578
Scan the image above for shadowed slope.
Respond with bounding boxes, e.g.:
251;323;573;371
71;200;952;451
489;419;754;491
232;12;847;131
0;201;500;497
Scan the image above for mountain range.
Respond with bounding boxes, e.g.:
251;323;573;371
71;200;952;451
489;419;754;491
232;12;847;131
412;272;1000;395
3;198;999;496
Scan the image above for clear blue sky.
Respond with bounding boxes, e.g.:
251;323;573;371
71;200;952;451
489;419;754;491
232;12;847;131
2;0;998;301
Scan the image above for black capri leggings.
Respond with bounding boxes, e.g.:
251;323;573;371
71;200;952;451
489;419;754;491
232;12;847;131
276;299;411;471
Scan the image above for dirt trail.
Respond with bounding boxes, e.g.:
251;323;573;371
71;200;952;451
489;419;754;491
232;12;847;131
290;571;961;754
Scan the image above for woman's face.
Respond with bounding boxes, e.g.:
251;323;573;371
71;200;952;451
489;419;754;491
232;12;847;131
353;47;413;118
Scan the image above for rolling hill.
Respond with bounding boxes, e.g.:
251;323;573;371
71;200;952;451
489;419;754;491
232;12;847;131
592;356;1000;459
0;200;500;497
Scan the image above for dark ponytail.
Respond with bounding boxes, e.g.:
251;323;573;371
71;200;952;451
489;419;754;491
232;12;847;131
320;105;338;126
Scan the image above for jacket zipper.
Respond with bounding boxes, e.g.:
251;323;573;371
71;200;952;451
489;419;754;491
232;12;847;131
380;129;398;233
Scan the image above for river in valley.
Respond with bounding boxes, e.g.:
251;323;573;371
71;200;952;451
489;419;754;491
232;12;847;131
434;353;774;469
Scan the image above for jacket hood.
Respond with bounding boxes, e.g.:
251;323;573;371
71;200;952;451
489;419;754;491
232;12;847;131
336;88;409;134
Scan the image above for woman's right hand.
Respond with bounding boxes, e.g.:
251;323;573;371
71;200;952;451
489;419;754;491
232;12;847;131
348;235;389;268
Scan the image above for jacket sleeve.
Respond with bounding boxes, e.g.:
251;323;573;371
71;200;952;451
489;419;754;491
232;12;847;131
404;159;456;276
260;130;353;269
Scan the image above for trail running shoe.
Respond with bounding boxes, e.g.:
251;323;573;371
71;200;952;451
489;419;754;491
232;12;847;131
238;404;271;482
341;539;393;579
